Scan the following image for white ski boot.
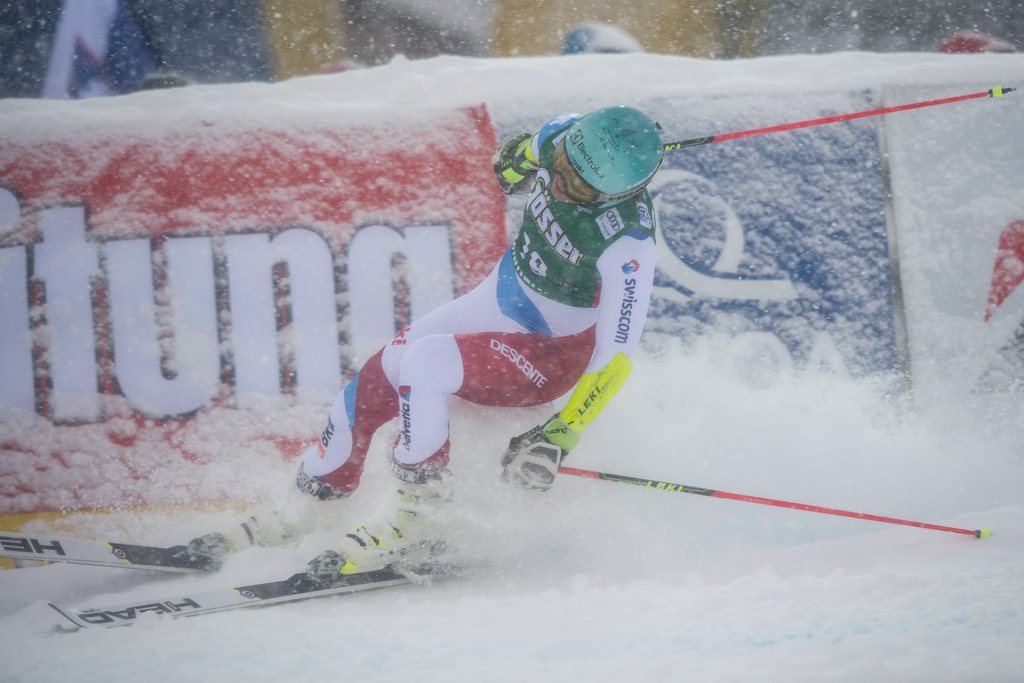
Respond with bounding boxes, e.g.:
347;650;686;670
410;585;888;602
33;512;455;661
170;504;296;570
173;463;348;570
326;464;452;576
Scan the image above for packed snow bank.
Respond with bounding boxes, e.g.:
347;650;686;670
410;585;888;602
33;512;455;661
0;345;1021;682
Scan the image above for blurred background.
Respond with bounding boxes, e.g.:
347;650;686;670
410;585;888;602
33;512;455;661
1;0;1021;98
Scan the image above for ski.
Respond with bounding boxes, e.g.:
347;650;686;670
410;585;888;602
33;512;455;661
0;531;209;573
48;564;444;629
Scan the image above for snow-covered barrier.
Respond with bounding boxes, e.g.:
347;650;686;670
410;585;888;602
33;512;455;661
623;91;897;379
0;54;1020;517
0;93;504;514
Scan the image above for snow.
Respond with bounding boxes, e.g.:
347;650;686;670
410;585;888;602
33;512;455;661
2;51;1024;681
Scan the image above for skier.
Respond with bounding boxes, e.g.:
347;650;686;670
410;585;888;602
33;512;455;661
175;106;664;579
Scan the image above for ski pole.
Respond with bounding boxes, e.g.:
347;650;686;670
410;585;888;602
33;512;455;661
558;466;991;539
663;85;1015;151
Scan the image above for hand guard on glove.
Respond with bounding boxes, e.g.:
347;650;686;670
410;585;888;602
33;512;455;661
492;132;535;194
500;415;579;492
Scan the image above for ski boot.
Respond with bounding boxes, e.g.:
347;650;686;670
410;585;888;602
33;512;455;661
313;462;452;578
285;549;349;591
171;462;351;570
170;507;301;571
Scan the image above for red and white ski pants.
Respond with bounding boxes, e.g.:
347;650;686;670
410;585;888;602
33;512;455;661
301;259;596;493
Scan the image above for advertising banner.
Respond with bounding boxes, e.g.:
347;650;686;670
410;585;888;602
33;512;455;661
494;91;898;388
642;91;897;383
0;103;505;514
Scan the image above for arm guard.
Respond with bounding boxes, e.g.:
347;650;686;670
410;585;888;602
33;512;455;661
542;352;633;452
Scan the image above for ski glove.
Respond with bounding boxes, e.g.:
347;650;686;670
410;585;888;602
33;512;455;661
500;415;576;492
492;132;537;194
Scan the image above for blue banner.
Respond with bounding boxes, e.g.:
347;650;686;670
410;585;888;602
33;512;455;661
646;91;898;376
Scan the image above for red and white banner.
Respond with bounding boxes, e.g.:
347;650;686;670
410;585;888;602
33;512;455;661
0;102;505;514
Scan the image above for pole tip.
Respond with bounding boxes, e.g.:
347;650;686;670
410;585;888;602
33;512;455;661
975;528;992;539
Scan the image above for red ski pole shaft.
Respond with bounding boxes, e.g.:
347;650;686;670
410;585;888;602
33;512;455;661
557;466;991;539
663;85;1015;151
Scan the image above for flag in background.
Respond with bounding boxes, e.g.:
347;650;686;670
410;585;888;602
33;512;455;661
42;0;155;98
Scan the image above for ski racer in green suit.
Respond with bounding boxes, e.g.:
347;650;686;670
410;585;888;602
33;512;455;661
174;106;665;580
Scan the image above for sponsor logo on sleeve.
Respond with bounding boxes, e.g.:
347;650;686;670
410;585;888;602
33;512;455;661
615;277;639;344
596;208;624;240
636;202;652;229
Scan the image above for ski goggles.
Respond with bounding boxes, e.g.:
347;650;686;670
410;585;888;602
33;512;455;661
551;139;649;205
551;139;601;204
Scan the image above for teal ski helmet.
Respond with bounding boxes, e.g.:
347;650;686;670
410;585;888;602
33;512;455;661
563;106;664;201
